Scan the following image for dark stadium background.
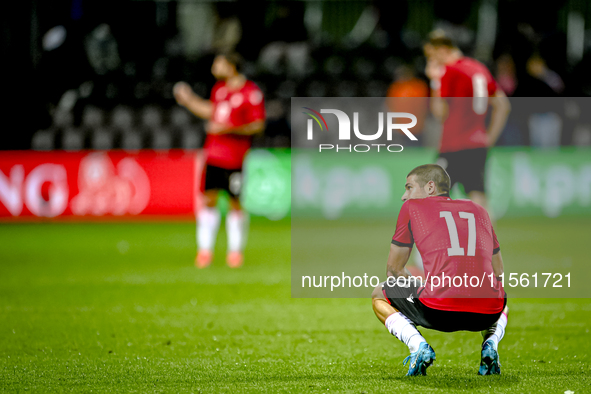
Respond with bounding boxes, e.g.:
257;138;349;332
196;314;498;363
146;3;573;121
3;0;591;150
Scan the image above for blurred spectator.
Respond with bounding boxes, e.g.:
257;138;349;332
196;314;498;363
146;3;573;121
258;3;309;78
565;53;591;96
512;54;564;147
85;24;120;76
495;54;517;97
529;112;562;148
386;64;429;140
177;2;216;59
373;0;408;55
526;54;564;95
211;3;242;54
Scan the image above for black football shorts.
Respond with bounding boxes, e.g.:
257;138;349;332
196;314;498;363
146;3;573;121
437;147;488;194
381;279;506;332
204;165;242;197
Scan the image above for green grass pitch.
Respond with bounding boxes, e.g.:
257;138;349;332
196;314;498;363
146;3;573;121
0;218;590;393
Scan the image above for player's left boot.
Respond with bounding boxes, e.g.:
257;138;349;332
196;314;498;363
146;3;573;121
195;250;213;268
479;339;501;375
403;342;436;376
226;251;243;268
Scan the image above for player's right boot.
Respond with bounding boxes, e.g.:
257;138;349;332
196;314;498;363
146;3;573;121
195;250;213;268
403;342;436;376
479;339;501;375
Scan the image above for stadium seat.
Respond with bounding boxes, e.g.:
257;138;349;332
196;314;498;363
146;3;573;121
364;80;388;97
61;128;86;151
111;106;135;130
272;135;290;147
82;106;105;129
140;105;163;129
255;81;267;97
265;99;286;121
121;129;145;151
105;82;120;101
170;107;192;128
180;126;204;150
352;58;375;80
31;129;56;151
91;128;115;150
240;60;259;80
381;56;401;77
324;56;345;77
151;128;173;150
53;110;74;129
529;112;562;148
275;80;297;100
572;124;591;146
134;82;151;101
285;42;311;78
306;80;328;97
152;57;169;79
335;81;359;97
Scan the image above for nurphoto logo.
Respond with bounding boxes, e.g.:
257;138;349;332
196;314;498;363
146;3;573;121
303;107;418;153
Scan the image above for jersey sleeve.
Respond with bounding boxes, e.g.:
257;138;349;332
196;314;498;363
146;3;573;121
440;67;455;97
492;226;500;254
242;85;266;124
209;81;224;102
392;201;414;247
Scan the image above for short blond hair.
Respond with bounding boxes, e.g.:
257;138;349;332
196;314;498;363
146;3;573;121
408;164;451;194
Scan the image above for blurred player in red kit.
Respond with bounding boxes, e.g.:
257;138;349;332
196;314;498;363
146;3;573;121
371;164;508;376
424;31;511;215
173;53;265;268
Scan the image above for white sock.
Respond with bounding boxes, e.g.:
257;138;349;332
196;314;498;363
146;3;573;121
483;311;508;350
197;207;220;251
226;210;247;252
385;312;426;353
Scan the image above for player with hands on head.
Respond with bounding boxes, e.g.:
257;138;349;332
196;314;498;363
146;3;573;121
424;30;511;216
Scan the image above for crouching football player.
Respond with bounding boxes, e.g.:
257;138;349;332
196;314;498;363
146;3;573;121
371;164;508;376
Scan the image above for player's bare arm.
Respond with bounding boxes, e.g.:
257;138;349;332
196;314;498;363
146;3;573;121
386;243;413;278
207;119;265;136
491;250;504;278
371;245;410;325
486;89;511;147
491;251;509;317
429;94;448;122
173;81;213;120
425;61;448;121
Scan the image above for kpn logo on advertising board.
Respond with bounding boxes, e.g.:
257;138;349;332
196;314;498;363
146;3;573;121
302;107;418;152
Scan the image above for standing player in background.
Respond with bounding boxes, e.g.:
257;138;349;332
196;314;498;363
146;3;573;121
424;31;511;215
371;164;508;376
173;53;265;268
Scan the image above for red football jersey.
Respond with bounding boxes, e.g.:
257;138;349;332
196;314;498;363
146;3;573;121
392;195;505;314
205;80;265;169
439;57;499;153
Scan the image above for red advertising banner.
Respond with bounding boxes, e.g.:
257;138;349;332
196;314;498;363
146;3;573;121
0;150;203;220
